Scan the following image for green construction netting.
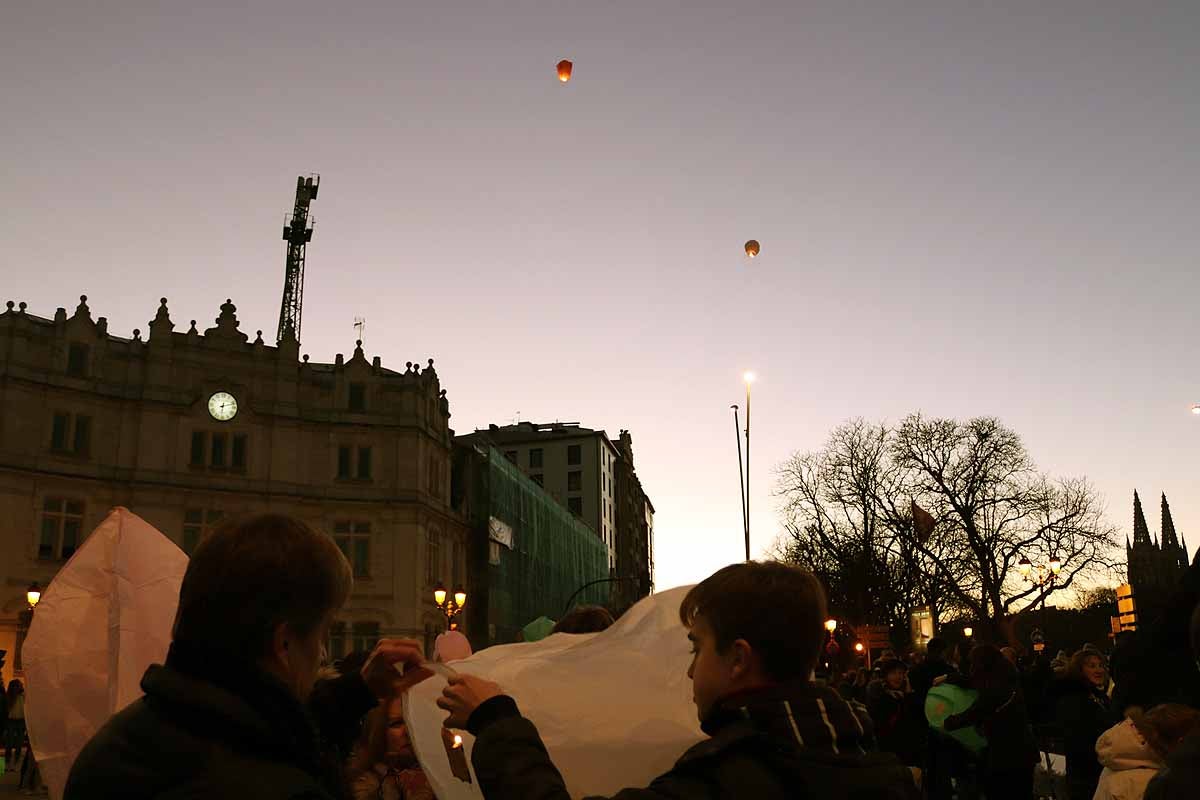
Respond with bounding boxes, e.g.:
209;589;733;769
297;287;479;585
483;447;609;644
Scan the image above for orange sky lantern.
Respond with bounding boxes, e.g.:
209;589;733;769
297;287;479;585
744;240;760;258
557;60;573;83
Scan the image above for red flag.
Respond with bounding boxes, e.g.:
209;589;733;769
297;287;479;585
912;501;936;544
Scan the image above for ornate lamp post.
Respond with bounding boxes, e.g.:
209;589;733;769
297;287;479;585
433;582;467;630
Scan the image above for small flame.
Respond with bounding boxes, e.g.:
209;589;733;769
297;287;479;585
452;734;463;749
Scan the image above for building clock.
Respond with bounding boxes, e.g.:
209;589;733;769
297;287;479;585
207;391;238;421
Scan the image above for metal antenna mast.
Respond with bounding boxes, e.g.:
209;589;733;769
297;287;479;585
277;175;319;343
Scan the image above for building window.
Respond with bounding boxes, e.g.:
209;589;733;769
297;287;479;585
348;383;366;412
529;448;543;468
504;450;518;464
74;415;92;455
182;509;223;555
210;433;227;467
51;413;69;451
231;434;247;470
39;498;84;560
66;343;89;377
190;431;205;465
452;540;462;588
568;471;582;492
334;521;372;577
337;445;372;480
531;473;544;487
50;413;90;456
568;497;583;517
427;530;441;586
567;444;581;465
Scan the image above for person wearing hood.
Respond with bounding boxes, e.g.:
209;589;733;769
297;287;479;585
438;561;920;799
1095;705;1200;800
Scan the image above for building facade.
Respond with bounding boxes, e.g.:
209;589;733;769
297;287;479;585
455;421;654;612
1127;490;1190;617
612;430;654;614
452;443;609;647
0;295;467;685
457;423;622;569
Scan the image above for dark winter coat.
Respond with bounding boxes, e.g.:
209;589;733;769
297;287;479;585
1144;727;1200;800
467;680;920;800
64;641;378;800
865;684;925;767
943;670;1038;777
1054;679;1118;800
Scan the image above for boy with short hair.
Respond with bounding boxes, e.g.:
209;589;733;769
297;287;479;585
439;561;920;799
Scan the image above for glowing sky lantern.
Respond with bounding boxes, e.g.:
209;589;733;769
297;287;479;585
557;59;573;83
744;239;760;258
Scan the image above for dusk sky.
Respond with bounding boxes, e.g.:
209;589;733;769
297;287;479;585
5;1;1200;593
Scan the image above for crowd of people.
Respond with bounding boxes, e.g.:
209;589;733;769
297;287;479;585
822;614;1200;799
17;511;1190;799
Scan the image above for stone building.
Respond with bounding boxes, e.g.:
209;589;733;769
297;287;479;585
0;295;467;685
455;421;654;612
1127;490;1191;618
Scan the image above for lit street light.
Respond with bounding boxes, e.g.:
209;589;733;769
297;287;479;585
824;619;837;634
964;627;974;638
27;582;41;609
433;581;466;630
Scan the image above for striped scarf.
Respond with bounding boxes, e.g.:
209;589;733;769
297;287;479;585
701;681;877;756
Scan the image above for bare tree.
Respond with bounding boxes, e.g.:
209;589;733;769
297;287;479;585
890;414;1121;627
774;420;946;638
775;414;1121;639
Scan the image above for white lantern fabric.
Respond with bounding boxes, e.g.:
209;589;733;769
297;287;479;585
21;508;188;800
405;585;703;800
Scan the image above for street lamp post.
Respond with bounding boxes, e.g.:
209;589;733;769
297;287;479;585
433;582;467;631
743;371;756;561
1018;555;1062;610
731;404;747;557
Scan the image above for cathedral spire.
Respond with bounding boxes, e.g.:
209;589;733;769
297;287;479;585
1133;491;1151;546
1161;493;1181;551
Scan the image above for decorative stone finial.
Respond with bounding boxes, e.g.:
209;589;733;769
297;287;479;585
132;328;142;342
303;354;310;363
255;330;264;345
406;361;413;372
97;317;108;336
74;295;92;320
204;298;247;343
54;307;66;323
188;320;197;333
19;302;26;313
149;297;174;338
5;301;12;311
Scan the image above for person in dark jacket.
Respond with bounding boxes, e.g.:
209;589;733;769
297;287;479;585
943;643;1038;799
64;514;427;800
1054;646;1118;800
909;638;952;705
866;659;925;768
1144;603;1200;800
439;561;920;799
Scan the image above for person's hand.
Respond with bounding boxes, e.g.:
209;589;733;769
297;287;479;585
437;674;503;729
362;639;430;700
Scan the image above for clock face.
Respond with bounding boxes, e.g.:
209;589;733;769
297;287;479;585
207;391;238;421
